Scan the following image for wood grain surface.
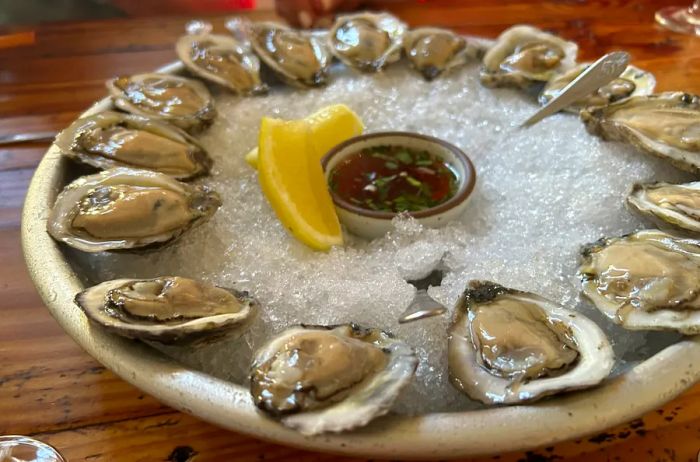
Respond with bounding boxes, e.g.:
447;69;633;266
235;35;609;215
2;1;700;460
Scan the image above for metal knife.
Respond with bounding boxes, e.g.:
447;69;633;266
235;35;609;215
521;51;631;128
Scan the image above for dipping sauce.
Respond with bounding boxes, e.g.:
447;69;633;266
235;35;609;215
328;145;458;213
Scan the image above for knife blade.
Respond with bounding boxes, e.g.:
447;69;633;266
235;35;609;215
521;51;630;128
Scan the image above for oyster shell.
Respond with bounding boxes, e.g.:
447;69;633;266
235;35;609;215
581;92;700;173
628;181;700;233
328;12;407;73
249;323;417;435
540;64;655;112
241;20;331;88
578;230;700;334
55;111;211;180
403;27;478;81
106;73;215;132
47;167;221;252
448;281;613;405
175;33;267;94
481;25;577;89
75;277;257;344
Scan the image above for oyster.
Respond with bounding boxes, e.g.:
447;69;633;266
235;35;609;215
481;25;577;89
403;27;478;81
628;181;700;233
242;20;331;88
448;281;613;405
75;277;257;344
249;323;417;435
581;92;700;174
176;33;267;94
328;12;407;73
106;73;215;132
578;230;700;334
47;167;221;252
55;111;211;179
540;64;655;112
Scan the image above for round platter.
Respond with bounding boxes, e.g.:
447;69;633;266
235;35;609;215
22;43;700;459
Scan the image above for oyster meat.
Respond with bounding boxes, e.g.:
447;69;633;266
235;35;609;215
328;12;407;73
481;25;577;89
75;277;257;344
581;92;700;173
55;111;211;179
239;20;331;88
176;33;267;94
540;64;655;112
628;181;700;233
106;73;215;132
448;281;613;404
249;323;417;435
578;230;700;334
403;27;478;81
47;167;221;252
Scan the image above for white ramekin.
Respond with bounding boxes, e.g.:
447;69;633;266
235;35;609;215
322;131;477;239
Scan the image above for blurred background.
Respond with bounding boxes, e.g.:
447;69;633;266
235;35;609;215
0;0;267;25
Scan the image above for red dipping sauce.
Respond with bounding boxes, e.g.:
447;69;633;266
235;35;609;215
328;145;458;213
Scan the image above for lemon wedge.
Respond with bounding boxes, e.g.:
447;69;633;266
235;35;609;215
257;117;343;251
245;104;364;168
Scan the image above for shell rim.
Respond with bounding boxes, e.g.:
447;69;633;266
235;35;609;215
21;59;700;459
447;281;615;405
627;181;700;233
74;277;257;341
54;110;212;179
250;323;418;435
577;229;700;334
45;166;220;252
327;11;407;72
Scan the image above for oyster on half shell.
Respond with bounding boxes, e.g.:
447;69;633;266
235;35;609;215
578;230;700;334
448;281;614;405
249;323;417;435
481;25;577;89
47;167;221;252
403;27;479;81
540;64;655;112
76;277;257;344
627;181;700;234
240;20;332;88
328;12;407;73
581;92;700;174
55;111;211;180
176;33;267;94
106;73;216;132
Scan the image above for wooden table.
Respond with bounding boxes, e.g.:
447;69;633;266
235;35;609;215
2;1;700;460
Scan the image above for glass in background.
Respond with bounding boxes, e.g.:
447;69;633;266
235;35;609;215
656;0;700;35
0;436;66;462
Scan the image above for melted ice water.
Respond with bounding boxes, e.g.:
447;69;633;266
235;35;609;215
78;61;688;414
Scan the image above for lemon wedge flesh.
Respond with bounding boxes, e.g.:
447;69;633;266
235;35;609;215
245;104;364;168
258;117;343;251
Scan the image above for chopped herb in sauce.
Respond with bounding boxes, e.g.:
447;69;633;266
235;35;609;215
329;145;459;213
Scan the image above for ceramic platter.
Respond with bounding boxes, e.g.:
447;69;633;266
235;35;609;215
22;22;700;460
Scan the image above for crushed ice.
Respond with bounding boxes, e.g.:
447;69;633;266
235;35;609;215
81;61;688;414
